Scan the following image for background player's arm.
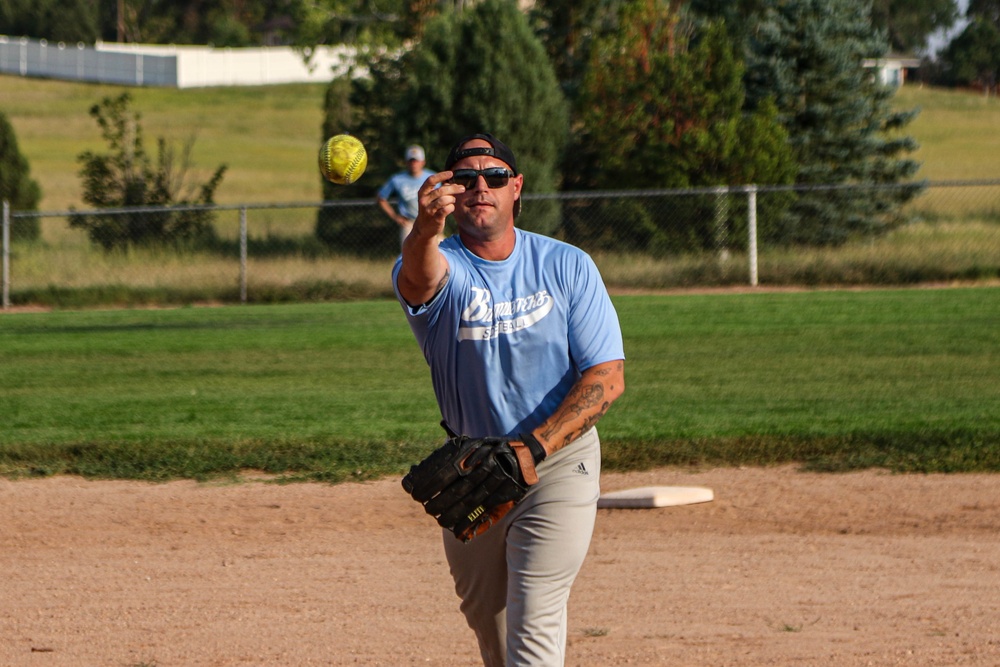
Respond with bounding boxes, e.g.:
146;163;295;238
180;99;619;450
397;172;463;306
528;359;625;456
377;195;409;226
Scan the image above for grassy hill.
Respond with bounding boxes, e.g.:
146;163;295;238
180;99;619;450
1;76;328;211
893;85;1000;183
2;74;1000;212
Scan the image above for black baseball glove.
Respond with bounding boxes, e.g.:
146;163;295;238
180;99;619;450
402;433;547;542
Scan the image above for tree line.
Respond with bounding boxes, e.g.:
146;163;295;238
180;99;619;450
1;0;994;253
2;0;997;93
318;0;921;256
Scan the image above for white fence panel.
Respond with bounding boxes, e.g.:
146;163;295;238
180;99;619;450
0;36;357;88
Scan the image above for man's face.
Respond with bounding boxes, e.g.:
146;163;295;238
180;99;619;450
450;140;522;243
407;158;425;176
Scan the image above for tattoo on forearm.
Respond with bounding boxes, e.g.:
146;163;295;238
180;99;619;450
573;383;604;411
539;361;623;449
561;383;604;421
541;382;609;446
558;409;609;448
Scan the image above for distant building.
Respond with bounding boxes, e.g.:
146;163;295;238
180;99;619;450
0;35;361;88
864;55;922;87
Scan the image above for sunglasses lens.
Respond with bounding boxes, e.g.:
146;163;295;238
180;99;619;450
450;169;478;188
450;168;511;189
482;168;511;188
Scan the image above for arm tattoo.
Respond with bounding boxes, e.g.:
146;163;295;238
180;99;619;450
559;408;608;448
423;268;449;306
435;268;450;295
540;381;611;448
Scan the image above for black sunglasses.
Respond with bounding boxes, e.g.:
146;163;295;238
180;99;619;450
449;167;514;189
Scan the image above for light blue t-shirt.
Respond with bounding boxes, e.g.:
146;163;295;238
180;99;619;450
378;169;435;220
392;229;625;439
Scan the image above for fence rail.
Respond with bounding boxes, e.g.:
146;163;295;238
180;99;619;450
3;180;999;309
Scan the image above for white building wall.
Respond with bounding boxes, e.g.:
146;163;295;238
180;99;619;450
0;36;360;88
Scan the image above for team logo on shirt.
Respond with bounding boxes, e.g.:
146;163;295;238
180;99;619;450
458;286;554;341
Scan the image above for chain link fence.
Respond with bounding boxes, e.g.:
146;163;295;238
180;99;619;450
3;180;999;309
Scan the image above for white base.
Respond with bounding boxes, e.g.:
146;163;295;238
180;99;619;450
597;486;714;509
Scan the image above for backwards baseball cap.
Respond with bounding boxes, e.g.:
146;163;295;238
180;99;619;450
405;145;425;162
445;133;521;217
445;133;517;174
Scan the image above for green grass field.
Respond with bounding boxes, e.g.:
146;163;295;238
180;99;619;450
2;288;998;481
2;79;998;482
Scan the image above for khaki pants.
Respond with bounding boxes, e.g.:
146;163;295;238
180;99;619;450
442;428;601;667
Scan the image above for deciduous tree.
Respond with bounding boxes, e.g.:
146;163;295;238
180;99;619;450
871;0;959;53
528;0;619;100
567;0;792;253
940;0;1000;93
967;0;1000;24
0;0;99;43
941;18;1000;93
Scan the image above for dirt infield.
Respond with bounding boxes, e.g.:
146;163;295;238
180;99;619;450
2;465;998;666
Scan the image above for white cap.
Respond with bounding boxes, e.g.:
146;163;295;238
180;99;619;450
405;145;425;162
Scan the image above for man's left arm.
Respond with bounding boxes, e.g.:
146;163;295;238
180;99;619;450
528;359;625;457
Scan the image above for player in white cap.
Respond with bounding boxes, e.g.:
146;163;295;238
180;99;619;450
377;144;435;247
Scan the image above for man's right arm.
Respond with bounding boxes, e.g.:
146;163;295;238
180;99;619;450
396;171;464;307
377;196;404;225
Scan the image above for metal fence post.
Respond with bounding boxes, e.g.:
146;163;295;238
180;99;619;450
2;200;10;309
713;185;730;261
239;206;248;304
747;185;759;287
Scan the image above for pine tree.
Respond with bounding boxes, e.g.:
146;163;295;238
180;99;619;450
746;0;921;245
0;112;42;242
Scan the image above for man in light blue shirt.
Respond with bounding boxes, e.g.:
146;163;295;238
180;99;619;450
377;144;436;247
394;133;625;667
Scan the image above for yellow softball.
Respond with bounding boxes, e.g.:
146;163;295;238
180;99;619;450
318;134;368;185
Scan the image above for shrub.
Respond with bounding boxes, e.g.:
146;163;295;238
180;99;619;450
0;111;42;242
